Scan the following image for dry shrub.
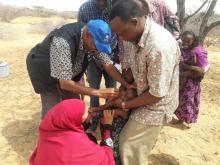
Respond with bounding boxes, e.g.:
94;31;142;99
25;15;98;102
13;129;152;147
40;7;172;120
32;6;57;18
29;20;67;35
0;3;75;23
204;37;220;48
0;4;32;22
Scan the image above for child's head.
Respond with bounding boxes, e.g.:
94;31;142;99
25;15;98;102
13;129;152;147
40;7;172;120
119;87;137;101
194;36;203;47
125;88;137;100
181;31;196;49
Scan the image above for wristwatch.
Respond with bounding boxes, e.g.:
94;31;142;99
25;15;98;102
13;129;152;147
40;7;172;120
104;138;114;149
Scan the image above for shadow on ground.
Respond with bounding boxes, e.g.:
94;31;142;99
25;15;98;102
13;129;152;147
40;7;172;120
2;113;40;163
149;153;180;165
165;118;191;130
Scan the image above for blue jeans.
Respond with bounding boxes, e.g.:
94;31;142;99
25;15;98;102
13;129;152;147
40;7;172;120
87;61;116;131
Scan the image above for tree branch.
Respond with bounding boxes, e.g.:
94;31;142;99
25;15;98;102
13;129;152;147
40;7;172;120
203;20;220;38
199;0;217;37
184;0;208;22
176;0;185;28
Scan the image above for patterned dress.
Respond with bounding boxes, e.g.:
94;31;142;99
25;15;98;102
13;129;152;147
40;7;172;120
95;113;128;165
111;117;128;165
175;48;208;123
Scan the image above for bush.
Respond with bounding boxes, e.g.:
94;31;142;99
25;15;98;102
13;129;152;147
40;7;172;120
0;3;76;23
204;37;220;48
32;6;57;17
30;19;67;35
0;4;39;22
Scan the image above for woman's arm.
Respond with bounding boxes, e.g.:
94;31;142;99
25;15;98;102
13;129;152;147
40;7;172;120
89;104;111;113
101;110;114;145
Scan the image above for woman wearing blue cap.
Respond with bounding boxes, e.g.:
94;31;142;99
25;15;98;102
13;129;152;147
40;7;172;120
26;19;132;119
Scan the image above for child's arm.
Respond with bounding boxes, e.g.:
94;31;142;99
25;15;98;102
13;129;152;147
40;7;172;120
89;103;127;113
114;109;129;119
185;55;197;65
89;104;111;113
192;55;197;65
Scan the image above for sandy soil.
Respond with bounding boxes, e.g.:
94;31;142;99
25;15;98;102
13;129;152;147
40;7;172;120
0;17;219;165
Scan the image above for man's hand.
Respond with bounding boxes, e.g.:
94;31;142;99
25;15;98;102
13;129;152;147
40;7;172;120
103;110;115;125
126;82;137;89
96;88;119;99
59;80;119;98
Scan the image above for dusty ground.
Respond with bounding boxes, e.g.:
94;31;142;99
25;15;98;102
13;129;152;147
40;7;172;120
0;17;219;165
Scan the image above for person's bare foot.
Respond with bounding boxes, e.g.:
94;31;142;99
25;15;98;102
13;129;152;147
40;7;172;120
185;123;192;129
170;117;184;124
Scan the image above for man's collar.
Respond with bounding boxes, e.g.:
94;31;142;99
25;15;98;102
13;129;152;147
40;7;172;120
137;17;151;48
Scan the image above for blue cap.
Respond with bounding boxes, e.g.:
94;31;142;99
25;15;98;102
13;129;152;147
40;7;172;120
87;19;112;54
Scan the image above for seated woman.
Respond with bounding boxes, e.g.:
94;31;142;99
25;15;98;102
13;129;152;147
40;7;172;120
29;99;115;165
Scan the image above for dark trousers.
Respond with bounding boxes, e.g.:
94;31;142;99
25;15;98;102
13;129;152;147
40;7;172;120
87;61;116;131
40;86;80;119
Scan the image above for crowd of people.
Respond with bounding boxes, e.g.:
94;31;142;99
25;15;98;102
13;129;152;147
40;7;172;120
26;0;209;165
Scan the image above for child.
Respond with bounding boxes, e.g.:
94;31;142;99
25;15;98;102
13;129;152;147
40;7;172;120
192;36;209;71
175;31;209;128
179;35;209;90
89;87;137;118
89;87;137;164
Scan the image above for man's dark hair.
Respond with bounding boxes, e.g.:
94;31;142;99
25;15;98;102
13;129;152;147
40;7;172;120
110;0;149;22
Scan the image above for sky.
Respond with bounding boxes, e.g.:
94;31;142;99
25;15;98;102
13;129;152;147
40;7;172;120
0;0;177;12
0;0;220;13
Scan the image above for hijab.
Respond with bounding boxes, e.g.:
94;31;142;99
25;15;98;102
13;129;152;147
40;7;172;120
30;99;114;165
